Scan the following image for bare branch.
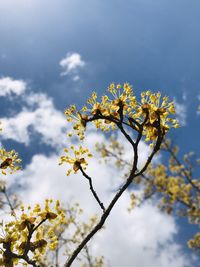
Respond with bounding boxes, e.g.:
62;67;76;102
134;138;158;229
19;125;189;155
80;167;105;212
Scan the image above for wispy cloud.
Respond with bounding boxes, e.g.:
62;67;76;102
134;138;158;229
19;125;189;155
197;95;200;115
0;77;26;96
174;100;187;126
59;52;85;80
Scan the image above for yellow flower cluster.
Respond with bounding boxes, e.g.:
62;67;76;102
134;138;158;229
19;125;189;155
141;153;200;224
145;164;193;204
59;146;93;175
137;91;179;141
127;193;138;212
64;83;178;143
0;199;65;266
62;83;178;177
0;148;21;175
188;233;200;252
65;105;88;140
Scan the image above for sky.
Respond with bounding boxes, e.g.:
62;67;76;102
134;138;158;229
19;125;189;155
0;1;200;266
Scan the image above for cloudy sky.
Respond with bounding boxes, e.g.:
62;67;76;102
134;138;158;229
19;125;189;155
0;1;200;266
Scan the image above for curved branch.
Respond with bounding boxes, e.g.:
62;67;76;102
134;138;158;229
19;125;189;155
64;169;136;267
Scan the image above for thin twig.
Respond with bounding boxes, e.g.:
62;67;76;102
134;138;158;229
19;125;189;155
64;170;135;267
80;167;105;212
2;187;16;218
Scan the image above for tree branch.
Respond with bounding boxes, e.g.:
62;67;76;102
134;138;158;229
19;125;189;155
64;113;163;266
80;167;105;212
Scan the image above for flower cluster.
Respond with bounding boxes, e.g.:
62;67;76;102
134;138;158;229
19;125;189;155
65;105;88;140
59;146;93;175
64;83;179;144
141;147;200;225
0;148;21;175
145;164;193;204
62;83;178;177
0;199;65;266
136;91;179;141
188;233;200;253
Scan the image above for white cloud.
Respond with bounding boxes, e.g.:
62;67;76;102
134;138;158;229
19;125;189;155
174;100;187;126
0;92;67;148
10;130;195;267
0;76;26;96
59;52;85;78
73;75;80;81
94;199;190;267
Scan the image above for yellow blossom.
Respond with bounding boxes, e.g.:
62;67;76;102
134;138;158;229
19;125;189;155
0;148;21;175
59;146;92;175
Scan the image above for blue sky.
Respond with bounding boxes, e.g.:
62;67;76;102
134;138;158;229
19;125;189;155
0;1;199;266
